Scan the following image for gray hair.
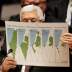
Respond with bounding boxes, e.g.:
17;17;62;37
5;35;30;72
20;5;44;21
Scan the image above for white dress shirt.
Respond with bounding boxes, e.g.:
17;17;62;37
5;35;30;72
66;1;72;26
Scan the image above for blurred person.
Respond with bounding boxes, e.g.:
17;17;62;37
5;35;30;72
46;0;69;22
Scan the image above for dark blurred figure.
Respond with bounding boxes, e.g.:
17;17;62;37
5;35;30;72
46;0;69;22
0;20;6;65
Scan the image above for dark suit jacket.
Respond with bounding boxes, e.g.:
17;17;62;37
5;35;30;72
45;0;69;22
0;20;6;64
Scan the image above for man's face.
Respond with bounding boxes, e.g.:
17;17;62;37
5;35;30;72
21;11;38;22
21;0;47;13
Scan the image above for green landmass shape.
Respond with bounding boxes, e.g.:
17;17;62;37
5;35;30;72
48;36;53;46
35;32;41;47
20;36;29;59
9;30;17;58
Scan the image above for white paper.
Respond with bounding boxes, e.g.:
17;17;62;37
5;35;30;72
5;21;69;67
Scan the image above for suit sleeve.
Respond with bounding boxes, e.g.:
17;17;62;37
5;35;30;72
45;0;69;22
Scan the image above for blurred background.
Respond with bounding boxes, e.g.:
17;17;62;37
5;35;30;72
0;0;20;20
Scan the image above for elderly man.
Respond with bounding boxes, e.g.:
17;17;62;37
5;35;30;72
2;5;72;72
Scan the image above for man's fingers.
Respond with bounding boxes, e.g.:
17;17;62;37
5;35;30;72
5;65;16;71
2;56;16;68
8;65;16;69
62;33;72;37
5;57;15;61
6;60;16;66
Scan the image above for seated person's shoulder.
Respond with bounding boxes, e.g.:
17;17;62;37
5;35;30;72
9;14;20;21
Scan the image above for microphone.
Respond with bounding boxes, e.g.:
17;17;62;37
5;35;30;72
7;49;13;58
7;49;13;54
1;49;13;64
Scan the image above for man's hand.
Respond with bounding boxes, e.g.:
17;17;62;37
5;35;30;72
61;33;72;49
2;56;16;72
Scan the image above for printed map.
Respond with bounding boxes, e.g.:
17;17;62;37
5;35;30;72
5;21;69;67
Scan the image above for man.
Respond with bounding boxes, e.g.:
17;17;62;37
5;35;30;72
1;0;71;72
2;5;72;72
